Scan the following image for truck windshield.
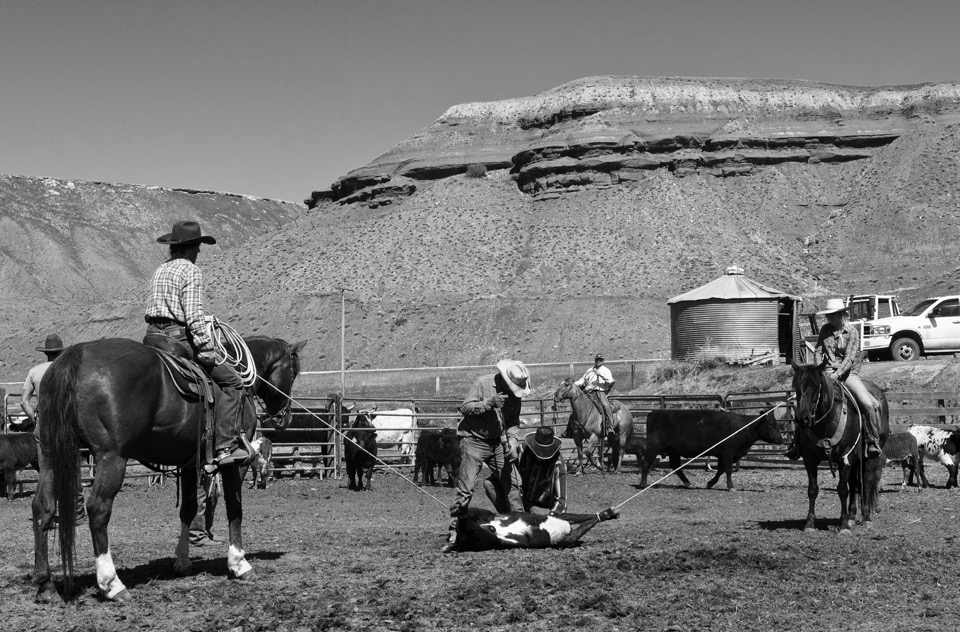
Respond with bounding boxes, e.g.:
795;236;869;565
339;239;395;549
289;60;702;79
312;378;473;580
905;299;938;317
848;301;872;321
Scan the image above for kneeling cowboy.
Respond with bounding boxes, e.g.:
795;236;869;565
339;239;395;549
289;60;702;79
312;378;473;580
785;298;882;459
575;354;615;435
144;221;249;467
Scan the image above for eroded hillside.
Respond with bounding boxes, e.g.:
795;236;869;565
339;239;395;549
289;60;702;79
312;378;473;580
5;76;960;378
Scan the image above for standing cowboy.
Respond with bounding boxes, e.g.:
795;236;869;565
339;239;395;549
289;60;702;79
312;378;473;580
21;333;86;521
19;334;65;433
445;359;530;552
575;354;616;435
144;220;248;467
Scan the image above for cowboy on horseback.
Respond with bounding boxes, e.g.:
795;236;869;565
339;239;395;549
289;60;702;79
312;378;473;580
574;354;615;436
144;220;249;468
785;298;882;459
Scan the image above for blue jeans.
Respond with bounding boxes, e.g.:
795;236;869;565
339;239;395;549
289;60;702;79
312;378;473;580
450;436;522;518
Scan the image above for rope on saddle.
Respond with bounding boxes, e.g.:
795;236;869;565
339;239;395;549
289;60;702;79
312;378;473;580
206;318;257;388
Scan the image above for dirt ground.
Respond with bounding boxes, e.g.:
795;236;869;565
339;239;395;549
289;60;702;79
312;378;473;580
2;459;959;632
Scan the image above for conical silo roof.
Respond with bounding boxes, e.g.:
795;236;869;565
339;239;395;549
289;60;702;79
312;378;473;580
667;266;799;304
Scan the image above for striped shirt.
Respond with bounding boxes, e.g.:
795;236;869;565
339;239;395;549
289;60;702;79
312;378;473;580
145;258;212;351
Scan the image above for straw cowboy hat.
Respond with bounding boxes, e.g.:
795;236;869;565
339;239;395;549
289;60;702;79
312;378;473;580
156;221;217;245
816;298;848;316
496;359;532;398
36;333;65;353
525;425;562;460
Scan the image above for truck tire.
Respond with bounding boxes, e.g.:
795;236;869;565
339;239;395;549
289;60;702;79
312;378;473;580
891;337;921;362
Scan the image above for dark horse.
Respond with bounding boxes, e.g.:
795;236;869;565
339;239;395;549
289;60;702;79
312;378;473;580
791;360;889;532
33;336;306;603
552;378;634;474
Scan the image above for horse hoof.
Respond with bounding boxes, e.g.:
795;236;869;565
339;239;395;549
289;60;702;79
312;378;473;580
109;589;132;603
838;529;852;536
34;584;61;604
861;520;873;530
231;569;255;581
803;526;816;533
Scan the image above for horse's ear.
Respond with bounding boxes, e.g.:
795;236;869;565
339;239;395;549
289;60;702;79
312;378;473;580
290;340;307;354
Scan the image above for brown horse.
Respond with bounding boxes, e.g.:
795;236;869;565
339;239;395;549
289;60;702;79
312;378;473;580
791;360;889;532
32;336;305;603
552;378;634;473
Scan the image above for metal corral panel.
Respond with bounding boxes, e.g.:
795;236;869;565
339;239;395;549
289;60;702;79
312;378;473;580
671;299;779;361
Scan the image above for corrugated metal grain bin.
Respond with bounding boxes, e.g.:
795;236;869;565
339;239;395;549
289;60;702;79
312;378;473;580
668;266;801;363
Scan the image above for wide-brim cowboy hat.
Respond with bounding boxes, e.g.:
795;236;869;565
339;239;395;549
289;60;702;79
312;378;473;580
496;359;532;398
36;333;64;353
525;426;562;460
816;298;848;316
156;221;217;245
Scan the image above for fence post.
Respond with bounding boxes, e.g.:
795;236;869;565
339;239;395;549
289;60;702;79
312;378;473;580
436;376;440;396
334;396;342;479
631;364;636;391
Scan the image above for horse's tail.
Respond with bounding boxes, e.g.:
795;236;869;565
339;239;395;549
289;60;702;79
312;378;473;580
38;344;83;594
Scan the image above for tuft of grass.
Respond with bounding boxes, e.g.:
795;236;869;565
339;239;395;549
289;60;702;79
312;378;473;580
465;164;487;178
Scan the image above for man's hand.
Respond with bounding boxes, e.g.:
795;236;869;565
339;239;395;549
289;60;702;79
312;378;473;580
506;439;521;461
196;350;219;366
487;394;506;409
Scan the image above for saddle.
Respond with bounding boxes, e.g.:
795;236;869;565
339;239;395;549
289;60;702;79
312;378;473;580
144;337;219;467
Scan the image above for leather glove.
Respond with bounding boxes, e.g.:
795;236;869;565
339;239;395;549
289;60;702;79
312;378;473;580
488;394;506;410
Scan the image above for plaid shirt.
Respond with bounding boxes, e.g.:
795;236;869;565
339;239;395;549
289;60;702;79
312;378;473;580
815;321;861;380
145;258;212;351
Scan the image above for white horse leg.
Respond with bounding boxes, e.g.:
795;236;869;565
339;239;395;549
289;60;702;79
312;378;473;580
173;521;193;575
95;550;129;601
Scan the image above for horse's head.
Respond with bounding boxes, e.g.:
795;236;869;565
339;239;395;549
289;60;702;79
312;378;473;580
790;358;830;428
249;337;307;429
551;378;577;410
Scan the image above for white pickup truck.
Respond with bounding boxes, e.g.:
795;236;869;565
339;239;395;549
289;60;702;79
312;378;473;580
860;295;960;361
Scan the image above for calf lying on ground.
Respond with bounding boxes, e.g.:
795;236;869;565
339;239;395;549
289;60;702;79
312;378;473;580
908;425;960;488
882;431;923;491
413;428;460;486
345;419;377;491
641;408;782;490
0;433;39;500
446;506;619;551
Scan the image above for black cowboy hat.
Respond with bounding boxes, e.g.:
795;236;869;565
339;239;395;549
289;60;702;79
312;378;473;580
36;333;65;353
594;353;605;361
525;426;562;460
156;221;217;246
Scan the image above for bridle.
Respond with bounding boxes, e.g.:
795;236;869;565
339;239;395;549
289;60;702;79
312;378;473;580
254;342;298;429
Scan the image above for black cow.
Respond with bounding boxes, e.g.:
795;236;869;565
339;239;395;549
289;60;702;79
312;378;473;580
0;433;39;500
345;417;377;491
413;428;461;486
639;409;783;490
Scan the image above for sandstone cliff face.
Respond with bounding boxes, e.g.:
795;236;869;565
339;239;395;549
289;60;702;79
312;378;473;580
309;77;960;206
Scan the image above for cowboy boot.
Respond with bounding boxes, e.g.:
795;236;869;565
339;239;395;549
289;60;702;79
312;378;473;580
864;406;882;457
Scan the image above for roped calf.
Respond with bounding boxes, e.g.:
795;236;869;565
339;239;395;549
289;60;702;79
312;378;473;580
908;425;960;489
882;431;923;491
0;432;39;500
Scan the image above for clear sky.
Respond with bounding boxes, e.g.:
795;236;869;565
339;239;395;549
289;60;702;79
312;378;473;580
1;0;958;202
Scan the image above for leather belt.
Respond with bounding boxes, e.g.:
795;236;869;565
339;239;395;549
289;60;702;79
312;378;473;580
145;316;186;327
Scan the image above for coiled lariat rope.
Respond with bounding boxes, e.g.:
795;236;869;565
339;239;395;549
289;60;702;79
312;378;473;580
206;318;258;388
612;401;791;511
255;378;450;511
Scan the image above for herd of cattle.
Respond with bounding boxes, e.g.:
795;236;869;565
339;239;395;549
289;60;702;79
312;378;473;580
3;405;960;500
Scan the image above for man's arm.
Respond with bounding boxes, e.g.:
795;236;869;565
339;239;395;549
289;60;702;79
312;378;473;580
459;378;492;416
183;265;214;353
20;375;36;424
